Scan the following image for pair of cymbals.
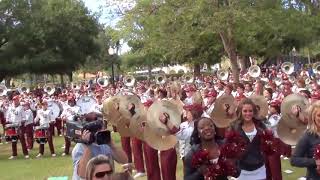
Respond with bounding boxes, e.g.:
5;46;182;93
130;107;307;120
249;95;268;119
144;100;182;151
210;95;237;128
277;94;308;145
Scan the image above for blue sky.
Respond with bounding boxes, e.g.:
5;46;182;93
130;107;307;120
83;0;131;53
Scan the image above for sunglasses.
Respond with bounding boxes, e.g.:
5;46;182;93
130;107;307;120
95;170;113;178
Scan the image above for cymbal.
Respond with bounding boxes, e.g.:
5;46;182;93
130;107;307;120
146;100;182;136
210;95;237;128
167;98;184;112
128;112;147;141
143;122;177;151
116;116;134;137
281;94;309;126
118;95;144;121
276;117;306;146
102;96;121;125
249;95;268;119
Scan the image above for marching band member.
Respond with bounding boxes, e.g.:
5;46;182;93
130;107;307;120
60;96;81;156
6;95;29;159
244;82;253;97
291;101;320;179
184;86;196;105
230;98;271;180
23;101;34;150
235;84;246;103
34;100;56;157
202;90;217;118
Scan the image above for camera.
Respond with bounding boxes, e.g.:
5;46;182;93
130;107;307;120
65;119;111;145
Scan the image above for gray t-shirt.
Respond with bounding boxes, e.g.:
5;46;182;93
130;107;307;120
72;143;113;180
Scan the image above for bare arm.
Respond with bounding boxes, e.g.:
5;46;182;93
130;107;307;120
109;141;128;164
77;144;92;178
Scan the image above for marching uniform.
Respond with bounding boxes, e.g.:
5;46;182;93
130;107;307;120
24;106;34;150
34;106;56;156
6;101;29;158
60;103;81;155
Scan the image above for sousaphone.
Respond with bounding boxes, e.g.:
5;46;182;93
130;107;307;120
281;62;294;75
210;95;237;128
155;74;167;84
124;75;136;87
313;62;320;75
182;74;194;83
0;85;8;96
217;69;229;81
248;65;261;78
43;84;56;95
97;76;110;88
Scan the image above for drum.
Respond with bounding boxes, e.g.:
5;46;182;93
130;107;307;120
47;101;62;119
76;96;97;114
5;124;19;142
34;125;49;144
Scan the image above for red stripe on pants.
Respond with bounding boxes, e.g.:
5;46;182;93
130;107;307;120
131;138;145;173
25;124;34;149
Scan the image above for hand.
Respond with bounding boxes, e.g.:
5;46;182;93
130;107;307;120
291;105;301;117
81;130;91;143
159;112;169;125
122;163;134;172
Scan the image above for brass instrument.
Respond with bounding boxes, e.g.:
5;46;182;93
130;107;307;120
155;74;166;84
97;76;110;87
217;69;229;81
0;85;8;96
281;62;294;75
182;74;194;83
313;62;320;75
124;75;136;87
248;65;261;78
43;84;56;95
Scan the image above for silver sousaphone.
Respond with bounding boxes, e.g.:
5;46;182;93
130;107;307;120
76;95;97;114
0;85;8;96
248;65;261;78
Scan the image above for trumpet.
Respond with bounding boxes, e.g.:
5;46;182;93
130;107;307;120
281;62;294;75
217;69;229;81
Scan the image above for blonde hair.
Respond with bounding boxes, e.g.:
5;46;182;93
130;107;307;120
307;101;320;135
86;155;112;180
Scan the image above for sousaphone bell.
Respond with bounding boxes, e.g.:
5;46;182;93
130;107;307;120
313;62;320;75
281;62;294;75
0;85;8;96
124;75;136;87
43;84;56;95
248;65;261;78
217;69;229;81
182;74;194;83
97;76;110;88
155;74;167;84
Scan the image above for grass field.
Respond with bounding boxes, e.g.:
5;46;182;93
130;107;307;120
0;132;306;180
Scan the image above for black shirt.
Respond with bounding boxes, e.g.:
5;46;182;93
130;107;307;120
291;132;320;180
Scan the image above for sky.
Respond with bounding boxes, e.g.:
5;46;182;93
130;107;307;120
83;0;133;54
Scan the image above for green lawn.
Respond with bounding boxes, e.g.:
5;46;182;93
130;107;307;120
0;132;306;180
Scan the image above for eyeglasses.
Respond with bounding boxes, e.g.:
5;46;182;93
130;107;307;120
94;170;113;178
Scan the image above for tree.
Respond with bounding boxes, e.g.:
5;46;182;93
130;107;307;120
0;0;101;82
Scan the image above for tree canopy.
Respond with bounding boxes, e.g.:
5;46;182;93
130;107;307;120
0;0;103;82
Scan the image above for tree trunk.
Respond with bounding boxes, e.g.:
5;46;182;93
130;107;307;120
83;72;86;79
193;63;201;77
148;64;152;80
60;74;64;85
219;31;240;83
68;72;73;82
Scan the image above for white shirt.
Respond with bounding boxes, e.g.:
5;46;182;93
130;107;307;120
6;104;25;125
61;105;81;121
24;109;34;125
35;108;55;126
176;121;194;159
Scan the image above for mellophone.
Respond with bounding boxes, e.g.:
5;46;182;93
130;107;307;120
4;124;20;142
34;125;49;144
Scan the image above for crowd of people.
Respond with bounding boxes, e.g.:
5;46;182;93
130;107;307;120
0;62;320;180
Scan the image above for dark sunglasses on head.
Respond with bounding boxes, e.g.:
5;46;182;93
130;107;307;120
95;170;113;178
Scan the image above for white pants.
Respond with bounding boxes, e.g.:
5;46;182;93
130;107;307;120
238;165;266;180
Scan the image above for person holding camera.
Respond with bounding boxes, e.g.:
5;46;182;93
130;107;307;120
34;100;56;158
71;120;129;180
